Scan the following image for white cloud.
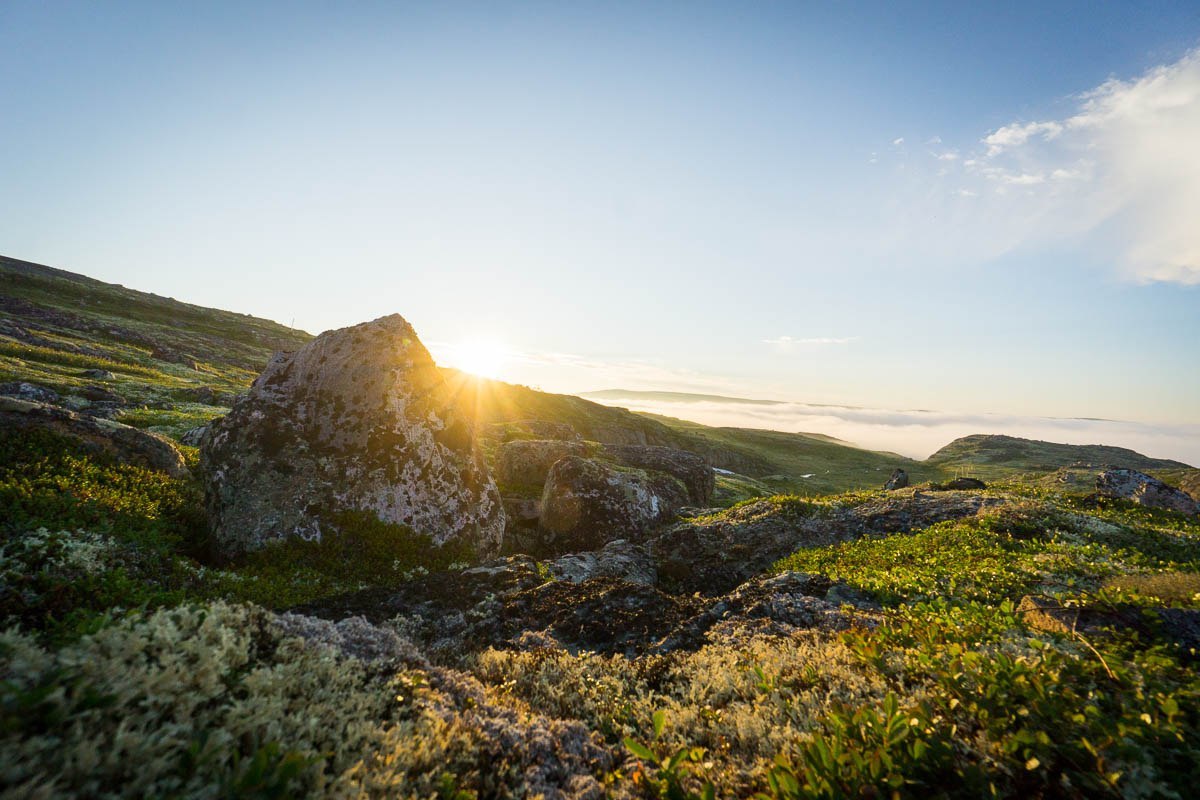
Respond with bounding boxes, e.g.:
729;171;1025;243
889;48;1200;285
935;151;959;161
983;120;1064;156
763;335;859;347
892;137;905;146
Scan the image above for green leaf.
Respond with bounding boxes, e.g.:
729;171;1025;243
653;709;667;739
624;738;656;762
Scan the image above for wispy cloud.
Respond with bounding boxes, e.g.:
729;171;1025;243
763;335;859;347
898;48;1200;284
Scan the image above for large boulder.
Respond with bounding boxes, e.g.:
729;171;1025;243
1096;468;1199;515
539;456;688;554
603;444;714;505
496;439;588;488
201;314;506;558
0;397;187;478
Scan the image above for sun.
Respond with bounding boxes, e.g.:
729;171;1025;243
450;339;507;379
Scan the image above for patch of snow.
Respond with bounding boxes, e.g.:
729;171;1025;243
713;468;735;475
800;473;815;479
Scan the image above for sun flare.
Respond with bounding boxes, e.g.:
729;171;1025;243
450;339;507;379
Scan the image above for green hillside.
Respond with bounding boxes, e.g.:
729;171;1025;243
928;433;1191;479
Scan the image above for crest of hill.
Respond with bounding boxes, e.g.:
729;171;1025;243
0;255;312;376
928;433;1192;474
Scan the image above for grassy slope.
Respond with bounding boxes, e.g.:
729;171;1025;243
0;255;312;436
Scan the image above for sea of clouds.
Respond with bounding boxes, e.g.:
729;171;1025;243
586;394;1200;467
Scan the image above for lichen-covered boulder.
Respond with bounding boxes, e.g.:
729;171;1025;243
603;444;715;505
0;397;187;477
496;439;588;488
1096;468;1199;515
539;456;687;554
201;314;505;558
883;468;908;490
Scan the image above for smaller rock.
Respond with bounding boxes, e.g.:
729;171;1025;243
540;456;688;554
1096;468;1199;515
79;369;114;380
0;397;187;478
0;381;60;405
883;468;909;490
603;444;715;505
549;540;656;586
180;425;209;447
497;439;587;488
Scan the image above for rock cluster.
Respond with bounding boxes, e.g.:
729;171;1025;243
1096;467;1199;515
200;315;506;558
294;486;1011;659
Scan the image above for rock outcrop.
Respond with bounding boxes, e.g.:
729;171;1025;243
201;314;505;558
496;439;588;487
651;490;1009;594
0;381;61;405
539;456;688;554
883;468;909;490
0;397;187;477
1096;468;1199;515
603;444;714;505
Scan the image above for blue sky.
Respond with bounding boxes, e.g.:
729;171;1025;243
2;2;1198;457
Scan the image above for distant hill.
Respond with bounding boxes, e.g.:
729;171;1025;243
582;389;788;406
927;434;1191;477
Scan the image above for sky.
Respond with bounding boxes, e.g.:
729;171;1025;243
2;2;1198;462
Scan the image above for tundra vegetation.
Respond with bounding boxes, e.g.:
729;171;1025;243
2;257;1198;798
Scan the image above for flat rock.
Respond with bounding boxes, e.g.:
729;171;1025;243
0;396;187;478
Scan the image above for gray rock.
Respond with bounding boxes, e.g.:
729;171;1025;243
883;468;909;490
180;424;209;447
200;314;506;558
497;439;587;488
0;381;60;405
603;444;714;505
1096;468;1199;515
0;397;187;478
539;456;688;554
549;539;656;586
79;369;114;380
